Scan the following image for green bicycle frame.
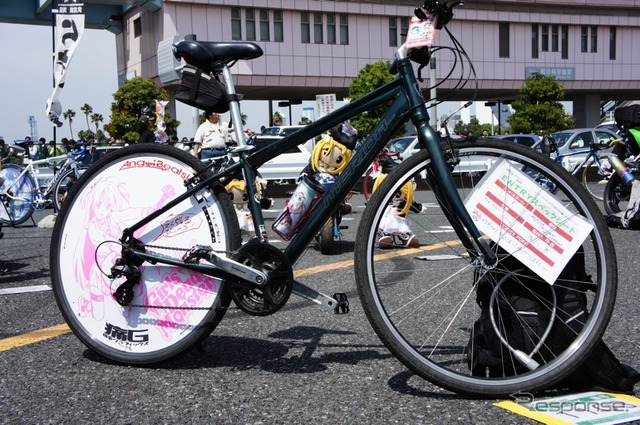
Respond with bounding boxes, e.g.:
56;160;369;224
121;54;495;269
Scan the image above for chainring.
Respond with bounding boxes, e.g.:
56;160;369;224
230;241;294;316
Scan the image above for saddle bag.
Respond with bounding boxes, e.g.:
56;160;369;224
175;65;229;113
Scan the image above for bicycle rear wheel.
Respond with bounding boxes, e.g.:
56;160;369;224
51;144;241;365
52;167;86;212
0;163;35;225
354;140;616;397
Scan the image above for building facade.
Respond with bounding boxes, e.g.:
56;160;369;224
113;0;640;126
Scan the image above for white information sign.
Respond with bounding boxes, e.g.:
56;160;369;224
464;159;594;284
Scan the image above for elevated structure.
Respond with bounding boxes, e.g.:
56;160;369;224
3;0;640;127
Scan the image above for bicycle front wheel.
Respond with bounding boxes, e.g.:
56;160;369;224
51;144;241;365
0;163;36;225
354;140;617;397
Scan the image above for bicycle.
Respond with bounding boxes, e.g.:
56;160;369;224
50;0;616;397
541;134;615;201
0;142;89;225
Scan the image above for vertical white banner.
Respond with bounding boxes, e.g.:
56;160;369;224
316;94;336;119
46;0;85;126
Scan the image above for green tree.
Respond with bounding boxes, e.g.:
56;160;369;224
80;103;93;130
63;109;76;139
90;113;104;143
348;61;400;135
507;72;574;134
104;77;179;142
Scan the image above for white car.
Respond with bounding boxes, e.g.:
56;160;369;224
254;135;312;183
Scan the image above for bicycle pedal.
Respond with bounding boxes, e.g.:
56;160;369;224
333;293;349;314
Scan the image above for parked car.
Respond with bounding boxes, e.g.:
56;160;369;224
260;125;305;137
532;128;619;170
384;135;497;175
595;121;619;134
490;133;540;147
253;135;313;183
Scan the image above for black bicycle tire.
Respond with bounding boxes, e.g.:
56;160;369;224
354;140;617;397
319;217;335;255
603;173;629;215
363;166;375;201
52;167;85;213
50;144;241;365
580;159;606;201
0;163;36;226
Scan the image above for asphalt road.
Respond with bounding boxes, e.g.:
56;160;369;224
1;195;638;425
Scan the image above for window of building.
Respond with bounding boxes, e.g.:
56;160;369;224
541;24;549;52
581;26;588;52
245;9;256;41
231;8;241;40
531;24;539;59
327;13;336;44
499;22;509;58
551;25;559;52
314;13;323;44
301;12;310;44
274;10;283;42
339;14;349;45
609;26;616;60
590;25;597;52
133;18;141;38
400;17;409;43
389;17;398;46
260;9;270;42
561;25;569;59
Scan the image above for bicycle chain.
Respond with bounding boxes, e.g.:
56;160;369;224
119;243;232;311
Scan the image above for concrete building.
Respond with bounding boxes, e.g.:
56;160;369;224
4;0;640;127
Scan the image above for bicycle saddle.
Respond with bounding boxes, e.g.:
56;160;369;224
173;40;263;71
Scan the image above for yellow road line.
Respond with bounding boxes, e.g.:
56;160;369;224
0;323;71;352
0;239;464;352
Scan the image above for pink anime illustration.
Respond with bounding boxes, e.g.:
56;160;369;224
70;173;223;342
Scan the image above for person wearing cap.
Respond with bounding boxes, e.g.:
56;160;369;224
193;111;228;159
138;115;155;144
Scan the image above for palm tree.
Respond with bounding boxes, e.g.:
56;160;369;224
80;103;93;131
90;113;103;141
63;109;76;139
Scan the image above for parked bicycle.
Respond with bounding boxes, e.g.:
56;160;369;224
50;0;616;397
0;141;88;225
540;133;616;201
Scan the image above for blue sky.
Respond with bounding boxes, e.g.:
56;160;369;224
0;23;119;143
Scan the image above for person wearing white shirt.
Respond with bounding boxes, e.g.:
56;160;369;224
193;111;228;159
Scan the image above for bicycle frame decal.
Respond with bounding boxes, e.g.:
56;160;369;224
465;159;593;284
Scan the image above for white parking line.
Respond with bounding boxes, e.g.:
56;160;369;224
0;285;52;295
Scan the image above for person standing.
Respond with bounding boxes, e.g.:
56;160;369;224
138;115;156;144
193;111;228;159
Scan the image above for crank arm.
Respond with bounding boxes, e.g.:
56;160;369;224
203;251;268;286
291;280;341;311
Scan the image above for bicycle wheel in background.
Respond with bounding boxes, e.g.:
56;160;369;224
603;173;630;214
580;158;609;201
52;167;86;212
51;144;241;365
0;163;36;225
354;140;616;397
